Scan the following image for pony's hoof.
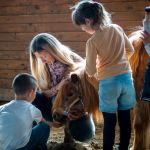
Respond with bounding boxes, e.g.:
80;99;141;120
64;138;75;144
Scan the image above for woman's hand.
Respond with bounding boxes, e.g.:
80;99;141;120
42;79;66;98
42;87;57;97
140;31;150;44
41;118;63;128
51;121;64;128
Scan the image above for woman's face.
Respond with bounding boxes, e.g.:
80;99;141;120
80;19;95;35
34;50;55;64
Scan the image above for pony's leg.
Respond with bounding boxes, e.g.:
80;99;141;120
64;126;75;143
131;102;150;150
146;124;150;149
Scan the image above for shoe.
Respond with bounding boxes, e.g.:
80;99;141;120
113;145;119;150
113;145;130;150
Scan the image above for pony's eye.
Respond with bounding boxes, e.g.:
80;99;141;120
68;92;74;97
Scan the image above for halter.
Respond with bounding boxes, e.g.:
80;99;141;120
64;96;84;115
64;80;84;116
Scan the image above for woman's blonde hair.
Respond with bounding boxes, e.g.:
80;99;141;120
29;33;82;90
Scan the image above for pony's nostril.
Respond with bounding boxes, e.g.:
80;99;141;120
53;113;58;120
53;112;67;124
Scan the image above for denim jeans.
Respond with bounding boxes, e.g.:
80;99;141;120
17;122;50;150
69;114;95;142
32;92;54;121
99;73;136;113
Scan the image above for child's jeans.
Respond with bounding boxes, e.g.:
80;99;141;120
141;59;150;102
17;122;50;150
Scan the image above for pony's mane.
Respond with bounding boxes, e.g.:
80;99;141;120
78;68;100;122
129;30;144;78
129;30;149;100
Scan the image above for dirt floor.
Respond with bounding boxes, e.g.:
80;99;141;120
47;123;134;150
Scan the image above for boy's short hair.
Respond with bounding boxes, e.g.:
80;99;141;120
12;73;37;95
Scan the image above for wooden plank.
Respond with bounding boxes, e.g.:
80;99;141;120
0;42;27;50
104;1;150;11
54;0;76;5
63;41;86;52
0;23;35;33
0;23;80;33
112;12;144;21
0;51;28;60
0;70;29;78
0;33;16;41
100;0;144;2
0;0;52;7
0;88;13;101
54;32;89;42
0;14;71;24
0;79;12;89
0;60;29;70
0;5;71;16
35;23;81;32
27;5;71;14
0;6;27;15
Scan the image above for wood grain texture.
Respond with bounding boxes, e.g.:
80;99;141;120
0;0;148;101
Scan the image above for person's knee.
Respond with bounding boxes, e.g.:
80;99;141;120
38;122;50;137
69;115;95;142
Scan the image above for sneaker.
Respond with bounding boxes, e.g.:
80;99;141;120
113;145;119;150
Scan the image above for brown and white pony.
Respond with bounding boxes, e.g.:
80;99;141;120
52;65;101;121
52;64;102;142
129;30;150;150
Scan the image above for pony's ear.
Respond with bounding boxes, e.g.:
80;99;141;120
71;74;80;84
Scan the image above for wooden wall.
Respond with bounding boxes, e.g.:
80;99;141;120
0;0;149;101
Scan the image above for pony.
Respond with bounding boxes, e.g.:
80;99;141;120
129;30;150;150
52;63;102;143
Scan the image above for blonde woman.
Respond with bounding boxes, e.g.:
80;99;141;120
29;33;83;122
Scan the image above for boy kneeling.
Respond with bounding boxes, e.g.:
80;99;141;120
0;73;50;150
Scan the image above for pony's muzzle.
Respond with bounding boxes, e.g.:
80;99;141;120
52;110;68;124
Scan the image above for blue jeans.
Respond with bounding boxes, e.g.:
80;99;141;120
99;73;136;113
141;59;150;102
17;122;50;150
32;92;54;121
69;114;95;142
